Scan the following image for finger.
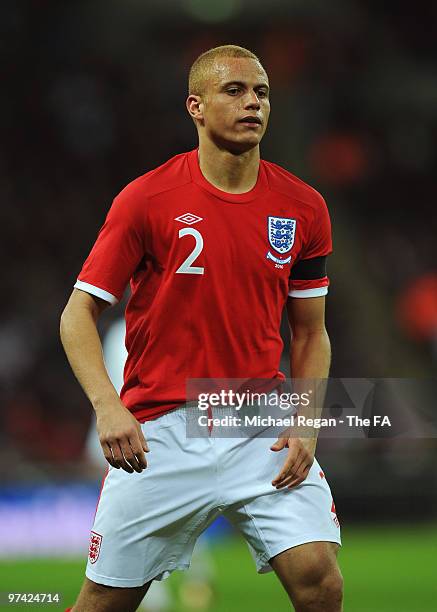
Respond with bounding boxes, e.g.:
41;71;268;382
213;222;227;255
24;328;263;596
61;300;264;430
275;459;307;487
275;474;300;488
274;450;308;487
282;475;305;489
129;437;148;469
111;441;134;473
137;427;150;453
272;456;296;485
286;473;309;489
286;464;312;489
119;439;143;473
274;436;312;478
273;466;300;488
270;437;288;451
102;442;119;469
272;446;299;485
275;462;307;489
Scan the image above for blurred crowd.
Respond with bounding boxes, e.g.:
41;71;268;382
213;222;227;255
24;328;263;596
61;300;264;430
1;1;436;517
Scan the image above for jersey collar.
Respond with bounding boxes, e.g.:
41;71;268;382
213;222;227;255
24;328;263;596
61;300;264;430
188;148;268;203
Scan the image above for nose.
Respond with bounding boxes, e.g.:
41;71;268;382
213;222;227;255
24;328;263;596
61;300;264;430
244;90;261;110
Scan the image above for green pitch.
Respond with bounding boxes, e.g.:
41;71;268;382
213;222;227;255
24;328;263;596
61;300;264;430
0;524;436;611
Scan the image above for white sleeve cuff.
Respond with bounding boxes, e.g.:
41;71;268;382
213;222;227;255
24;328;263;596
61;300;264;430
288;286;328;298
74;280;118;305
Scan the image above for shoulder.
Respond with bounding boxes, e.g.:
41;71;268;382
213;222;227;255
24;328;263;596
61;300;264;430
262;159;327;213
116;151;192;204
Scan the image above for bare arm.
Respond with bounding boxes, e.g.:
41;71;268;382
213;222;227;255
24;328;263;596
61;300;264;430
271;296;330;489
60;289;148;473
287;296;331;379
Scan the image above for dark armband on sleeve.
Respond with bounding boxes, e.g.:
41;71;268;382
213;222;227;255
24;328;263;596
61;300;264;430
290;256;327;280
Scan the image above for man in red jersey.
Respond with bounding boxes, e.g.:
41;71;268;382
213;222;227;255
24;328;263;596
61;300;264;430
61;45;343;612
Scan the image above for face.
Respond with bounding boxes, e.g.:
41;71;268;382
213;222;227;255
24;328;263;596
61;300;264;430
188;57;270;153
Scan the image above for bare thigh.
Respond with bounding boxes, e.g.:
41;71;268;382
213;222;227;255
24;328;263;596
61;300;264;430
270;541;342;602
72;576;151;612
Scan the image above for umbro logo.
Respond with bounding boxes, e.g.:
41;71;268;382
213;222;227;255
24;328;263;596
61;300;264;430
174;213;203;225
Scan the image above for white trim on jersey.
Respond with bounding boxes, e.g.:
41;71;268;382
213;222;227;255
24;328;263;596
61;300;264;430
74;280;118;305
288;286;328;298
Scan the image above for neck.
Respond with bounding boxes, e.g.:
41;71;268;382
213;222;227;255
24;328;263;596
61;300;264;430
197;139;260;194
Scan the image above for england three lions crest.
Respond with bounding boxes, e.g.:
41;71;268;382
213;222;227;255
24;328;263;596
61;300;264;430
267;216;296;265
88;531;103;564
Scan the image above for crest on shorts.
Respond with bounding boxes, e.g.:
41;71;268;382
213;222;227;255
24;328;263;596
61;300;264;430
331;501;340;528
268;217;296;254
88;531;103;564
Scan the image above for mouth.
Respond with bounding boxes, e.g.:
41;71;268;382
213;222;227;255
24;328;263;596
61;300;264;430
238;116;262;126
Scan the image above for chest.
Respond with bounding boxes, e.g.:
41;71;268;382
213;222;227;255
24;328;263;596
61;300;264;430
147;192;307;283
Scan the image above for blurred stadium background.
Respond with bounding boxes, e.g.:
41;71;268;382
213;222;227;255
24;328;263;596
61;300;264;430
1;1;436;610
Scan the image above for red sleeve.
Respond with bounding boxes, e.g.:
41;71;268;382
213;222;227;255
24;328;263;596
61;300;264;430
74;183;147;304
289;195;332;298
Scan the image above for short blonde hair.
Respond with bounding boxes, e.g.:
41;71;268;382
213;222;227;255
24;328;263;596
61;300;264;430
188;45;263;96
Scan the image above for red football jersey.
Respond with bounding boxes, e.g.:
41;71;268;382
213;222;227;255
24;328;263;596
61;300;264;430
75;149;332;421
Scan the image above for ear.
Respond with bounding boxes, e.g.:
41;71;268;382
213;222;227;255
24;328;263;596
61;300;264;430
186;94;204;122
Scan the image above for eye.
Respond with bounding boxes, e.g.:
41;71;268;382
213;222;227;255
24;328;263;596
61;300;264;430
227;87;240;95
257;89;268;98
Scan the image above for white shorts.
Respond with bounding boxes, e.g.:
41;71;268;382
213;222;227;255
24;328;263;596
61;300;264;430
86;407;341;587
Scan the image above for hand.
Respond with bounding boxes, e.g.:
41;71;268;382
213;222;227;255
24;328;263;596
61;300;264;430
270;434;316;489
95;400;149;473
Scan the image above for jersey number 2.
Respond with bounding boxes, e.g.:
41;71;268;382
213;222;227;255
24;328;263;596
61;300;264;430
175;228;204;275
